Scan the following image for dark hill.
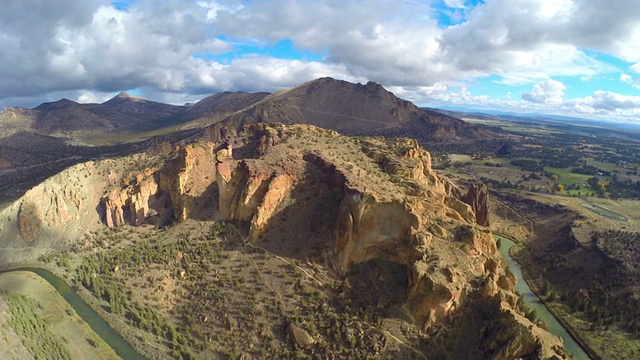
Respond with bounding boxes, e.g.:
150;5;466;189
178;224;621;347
33;99;113;134
204;77;500;143
87;93;187;130
28;93;187;135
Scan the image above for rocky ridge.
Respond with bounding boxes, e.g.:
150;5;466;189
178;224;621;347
0;123;566;358
96;123;563;358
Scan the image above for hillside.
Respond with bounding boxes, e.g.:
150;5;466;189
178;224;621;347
204;77;500;143
0;123;566;359
180;91;270;124
0;77;503;209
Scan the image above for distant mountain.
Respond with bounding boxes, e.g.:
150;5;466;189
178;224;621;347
2;78;502;143
33;98;115;134
1;93;188;137
204;77;500;142
39;93;188;135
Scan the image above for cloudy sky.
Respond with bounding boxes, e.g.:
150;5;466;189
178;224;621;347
1;0;639;121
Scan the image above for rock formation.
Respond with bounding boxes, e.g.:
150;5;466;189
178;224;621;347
0;122;567;358
460;183;491;226
206;124;565;358
286;323;316;349
99;141;217;227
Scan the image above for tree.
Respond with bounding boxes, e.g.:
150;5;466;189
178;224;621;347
556;184;565;192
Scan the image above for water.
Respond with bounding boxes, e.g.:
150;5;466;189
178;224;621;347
496;235;590;360
2;239;591;360
1;267;145;360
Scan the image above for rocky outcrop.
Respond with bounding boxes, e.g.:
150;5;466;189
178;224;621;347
286;323;316;349
460;183;490;226
99;141;217;227
0;159;132;263
101;187;127;228
204;124;567;359
34;123;562;359
158;142;217;222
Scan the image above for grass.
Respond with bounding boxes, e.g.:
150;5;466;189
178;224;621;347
461;118;508;127
585;158;629;173
589;198;640;222
544;167;592;187
0;272;119;360
500;125;559;136
449;154;472;162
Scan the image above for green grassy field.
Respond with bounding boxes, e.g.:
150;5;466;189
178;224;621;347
545;167;592;187
589;198;640;221
449;154;473;162
584;158;632;173
500;126;559;137
0;272;119;360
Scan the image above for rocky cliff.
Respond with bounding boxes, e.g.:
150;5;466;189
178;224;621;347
0;153;157;264
0;123;567;358
459;183;491;226
200;123;566;358
99;141;217;228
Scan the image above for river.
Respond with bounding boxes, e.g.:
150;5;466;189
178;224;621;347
496;235;591;360
0;267;145;360
2;240;590;360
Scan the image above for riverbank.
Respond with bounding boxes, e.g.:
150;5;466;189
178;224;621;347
510;252;603;360
495;235;592;360
1;261;170;360
0;270;119;360
0;264;150;360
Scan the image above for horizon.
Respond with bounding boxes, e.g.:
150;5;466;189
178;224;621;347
1;0;639;122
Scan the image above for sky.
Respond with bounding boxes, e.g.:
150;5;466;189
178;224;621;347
1;0;639;122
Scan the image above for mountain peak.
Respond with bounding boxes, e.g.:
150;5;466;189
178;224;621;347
33;98;79;111
103;91;146;105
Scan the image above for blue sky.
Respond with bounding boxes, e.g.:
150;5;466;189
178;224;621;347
0;0;639;121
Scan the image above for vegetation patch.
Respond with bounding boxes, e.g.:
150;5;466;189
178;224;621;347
2;291;72;360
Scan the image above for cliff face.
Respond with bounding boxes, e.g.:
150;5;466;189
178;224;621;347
205;124;567;359
0;123;566;358
0;157;147;263
460;183;490;226
99;142;217;228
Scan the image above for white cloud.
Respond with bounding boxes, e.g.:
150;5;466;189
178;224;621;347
522;80;566;104
620;73;640;89
0;0;638;123
622;64;640;89
443;0;467;9
75;90;116;104
565;91;640;112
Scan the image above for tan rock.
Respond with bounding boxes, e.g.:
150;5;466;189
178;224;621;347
460;183;490;226
286;323;315;349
